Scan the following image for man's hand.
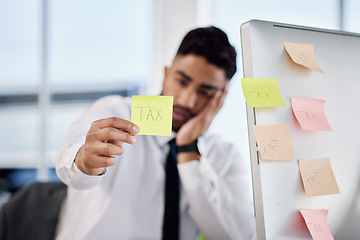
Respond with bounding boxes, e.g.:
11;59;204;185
176;81;230;147
75;117;139;175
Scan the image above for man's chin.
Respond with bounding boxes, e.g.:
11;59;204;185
172;124;181;133
172;120;185;132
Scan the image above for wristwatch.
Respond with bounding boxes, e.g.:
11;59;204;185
176;140;200;154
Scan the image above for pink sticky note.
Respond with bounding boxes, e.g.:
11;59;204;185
291;98;332;131
300;209;334;240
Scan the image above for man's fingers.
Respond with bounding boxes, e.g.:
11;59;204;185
84;155;117;169
223;81;230;97
216;81;230;109
212;81;230;109
75;144;119;175
84;141;124;156
77;117;139;175
108;140;124;147
88;127;136;145
99;142;124;156
92;117;140;134
204;87;225;113
197;81;230;122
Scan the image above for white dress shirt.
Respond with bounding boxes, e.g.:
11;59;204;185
55;95;255;240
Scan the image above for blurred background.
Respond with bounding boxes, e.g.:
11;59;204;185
0;0;359;202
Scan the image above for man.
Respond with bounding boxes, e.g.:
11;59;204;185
55;26;255;240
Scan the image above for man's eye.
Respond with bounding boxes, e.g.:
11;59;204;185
198;90;213;98
177;79;187;86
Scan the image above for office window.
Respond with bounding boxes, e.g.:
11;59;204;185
343;0;360;33
0;1;41;168
48;0;152;156
0;0;152;176
50;0;151;86
0;1;40;88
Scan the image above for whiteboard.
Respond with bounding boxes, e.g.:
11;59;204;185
240;19;360;240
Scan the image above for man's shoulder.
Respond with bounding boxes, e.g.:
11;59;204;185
86;95;132;119
95;95;131;106
92;95;132;110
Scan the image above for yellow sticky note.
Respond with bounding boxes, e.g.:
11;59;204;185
241;78;286;107
131;95;173;136
299;158;340;197
284;41;324;73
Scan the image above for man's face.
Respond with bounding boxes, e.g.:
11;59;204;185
161;54;227;131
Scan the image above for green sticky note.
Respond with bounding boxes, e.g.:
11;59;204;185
131;95;173;136
241;78;286;107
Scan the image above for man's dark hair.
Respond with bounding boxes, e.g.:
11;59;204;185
176;26;237;80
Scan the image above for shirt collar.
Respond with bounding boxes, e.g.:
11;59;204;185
153;131;176;148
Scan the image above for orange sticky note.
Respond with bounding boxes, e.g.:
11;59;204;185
284;41;324;73
299;158;340;197
291;98;332;131
300;209;334;240
253;124;296;160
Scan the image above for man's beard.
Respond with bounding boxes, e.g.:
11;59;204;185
172;105;195;132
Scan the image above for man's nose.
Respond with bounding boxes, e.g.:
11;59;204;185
178;88;197;109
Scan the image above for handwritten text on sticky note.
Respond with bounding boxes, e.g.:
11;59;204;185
253;124;296;160
131;95;173;136
299;158;340;197
241;78;286;107
291;98;332;131
300;209;334;240
284;41;324;73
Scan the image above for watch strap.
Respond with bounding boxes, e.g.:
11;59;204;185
176;140;200;154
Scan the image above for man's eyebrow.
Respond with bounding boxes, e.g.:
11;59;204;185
176;70;219;91
176;70;192;81
199;84;219;91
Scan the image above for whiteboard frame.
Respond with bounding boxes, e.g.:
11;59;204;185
240;21;266;240
240;19;360;240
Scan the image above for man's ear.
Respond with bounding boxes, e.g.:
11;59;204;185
162;66;170;88
164;66;170;77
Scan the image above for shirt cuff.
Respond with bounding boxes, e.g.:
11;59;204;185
177;160;200;191
56;141;106;189
68;161;105;189
178;157;219;194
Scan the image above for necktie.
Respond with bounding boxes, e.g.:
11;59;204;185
162;139;180;240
